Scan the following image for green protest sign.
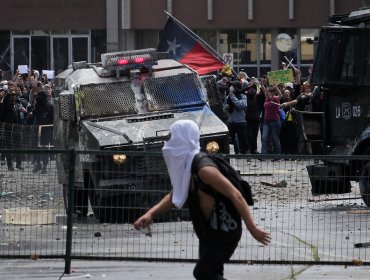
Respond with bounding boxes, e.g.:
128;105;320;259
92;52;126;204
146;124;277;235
267;69;294;85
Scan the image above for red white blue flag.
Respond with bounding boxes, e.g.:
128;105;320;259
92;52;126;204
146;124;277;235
157;17;224;75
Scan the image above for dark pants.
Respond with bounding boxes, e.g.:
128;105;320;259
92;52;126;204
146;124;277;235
280;121;298;154
193;231;241;280
3;124;22;168
247;118;260;153
34;125;53;168
228;122;249;154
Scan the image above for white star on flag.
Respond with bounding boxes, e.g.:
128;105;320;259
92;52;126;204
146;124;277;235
166;38;181;55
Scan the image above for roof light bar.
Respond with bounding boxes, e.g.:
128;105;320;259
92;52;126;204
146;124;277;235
101;48;158;70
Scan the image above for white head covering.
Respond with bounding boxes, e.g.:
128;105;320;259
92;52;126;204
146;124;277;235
162;120;200;208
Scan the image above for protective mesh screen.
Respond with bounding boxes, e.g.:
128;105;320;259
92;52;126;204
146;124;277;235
143;73;205;111
78;82;137;118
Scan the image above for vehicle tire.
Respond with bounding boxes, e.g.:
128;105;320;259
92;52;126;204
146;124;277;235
85;170;142;223
359;162;370;207
62;183;89;217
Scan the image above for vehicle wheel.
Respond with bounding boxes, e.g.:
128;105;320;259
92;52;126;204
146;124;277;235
359;162;370;207
62;183;89;217
85;170;141;223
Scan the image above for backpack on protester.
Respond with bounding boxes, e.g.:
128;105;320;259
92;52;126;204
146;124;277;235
192;152;254;206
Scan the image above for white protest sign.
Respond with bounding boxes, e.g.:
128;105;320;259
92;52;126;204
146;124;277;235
18;65;29;74
42;70;55;80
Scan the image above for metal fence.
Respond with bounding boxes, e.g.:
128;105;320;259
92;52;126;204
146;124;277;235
0;150;370;274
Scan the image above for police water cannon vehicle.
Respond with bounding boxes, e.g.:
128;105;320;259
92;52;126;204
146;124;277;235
53;48;230;223
305;7;370;206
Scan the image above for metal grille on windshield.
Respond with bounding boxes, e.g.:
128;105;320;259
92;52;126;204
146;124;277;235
77;82;137;118
143;73;205;111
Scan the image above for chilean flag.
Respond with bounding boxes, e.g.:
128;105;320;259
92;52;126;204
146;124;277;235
157;17;224;76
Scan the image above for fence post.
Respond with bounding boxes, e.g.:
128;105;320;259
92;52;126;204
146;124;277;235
64;149;76;274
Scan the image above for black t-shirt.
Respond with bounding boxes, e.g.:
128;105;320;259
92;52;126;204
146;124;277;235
296;93;312;111
188;153;242;240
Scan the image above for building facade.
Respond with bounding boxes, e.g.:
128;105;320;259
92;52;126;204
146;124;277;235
0;0;367;79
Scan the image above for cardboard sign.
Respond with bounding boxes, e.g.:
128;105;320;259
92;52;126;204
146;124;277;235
18;65;29;74
267;69;294;85
42;70;55;80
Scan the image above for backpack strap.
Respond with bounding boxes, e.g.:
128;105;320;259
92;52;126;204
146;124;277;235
191;152;218;197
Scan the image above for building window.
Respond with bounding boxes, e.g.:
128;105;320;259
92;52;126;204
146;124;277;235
194;29;218;60
300;28;319;63
137;30;159;49
0;31;10;72
259;30;272;77
91;30;106;63
219;29;238;64
196;30;217;51
276;29;297;70
238;29;258;78
300;28;319;78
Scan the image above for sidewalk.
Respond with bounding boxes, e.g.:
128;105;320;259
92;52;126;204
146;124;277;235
0;259;369;279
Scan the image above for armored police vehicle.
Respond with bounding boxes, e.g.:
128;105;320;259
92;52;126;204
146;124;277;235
306;7;370;206
54;48;229;222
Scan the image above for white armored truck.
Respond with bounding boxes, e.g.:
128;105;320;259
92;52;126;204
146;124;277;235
53;48;229;222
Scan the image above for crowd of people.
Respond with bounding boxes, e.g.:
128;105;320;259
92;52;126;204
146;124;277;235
216;64;323;157
0;62;323;173
0;69;54;172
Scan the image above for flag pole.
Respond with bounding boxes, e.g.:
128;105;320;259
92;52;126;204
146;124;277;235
164;10;238;77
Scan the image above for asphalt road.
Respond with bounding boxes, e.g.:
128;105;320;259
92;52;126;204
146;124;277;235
1;259;369;280
1;150;370;279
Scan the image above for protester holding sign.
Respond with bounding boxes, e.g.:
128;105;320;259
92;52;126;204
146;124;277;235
267;68;294;85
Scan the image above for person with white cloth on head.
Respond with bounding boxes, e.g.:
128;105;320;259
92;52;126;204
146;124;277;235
134;119;270;280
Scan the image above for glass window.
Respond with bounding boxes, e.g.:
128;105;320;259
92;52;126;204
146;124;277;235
276;29;297;68
0;31;10;72
31;30;50;36
51;30;69;35
13;38;30;70
300;28;319;64
72;30;90;35
259;30;272;64
136;30;159;49
12;31;30;35
312;29;367;85
53;37;69;75
260;66;271;78
91;30;106;63
72;37;88;62
196;30;218;51
240;30;258;64
219;30;238;66
31;36;50;71
238;29;258;76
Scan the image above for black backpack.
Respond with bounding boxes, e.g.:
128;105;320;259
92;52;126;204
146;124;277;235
192;153;254;206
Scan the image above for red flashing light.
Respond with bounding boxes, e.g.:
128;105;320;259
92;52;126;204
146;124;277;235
117;59;129;65
133;57;145;64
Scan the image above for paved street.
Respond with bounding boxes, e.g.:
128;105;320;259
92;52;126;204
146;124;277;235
1;259;370;279
1;151;370;279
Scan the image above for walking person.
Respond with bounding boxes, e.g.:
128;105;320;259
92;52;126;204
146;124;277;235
134;120;271;280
